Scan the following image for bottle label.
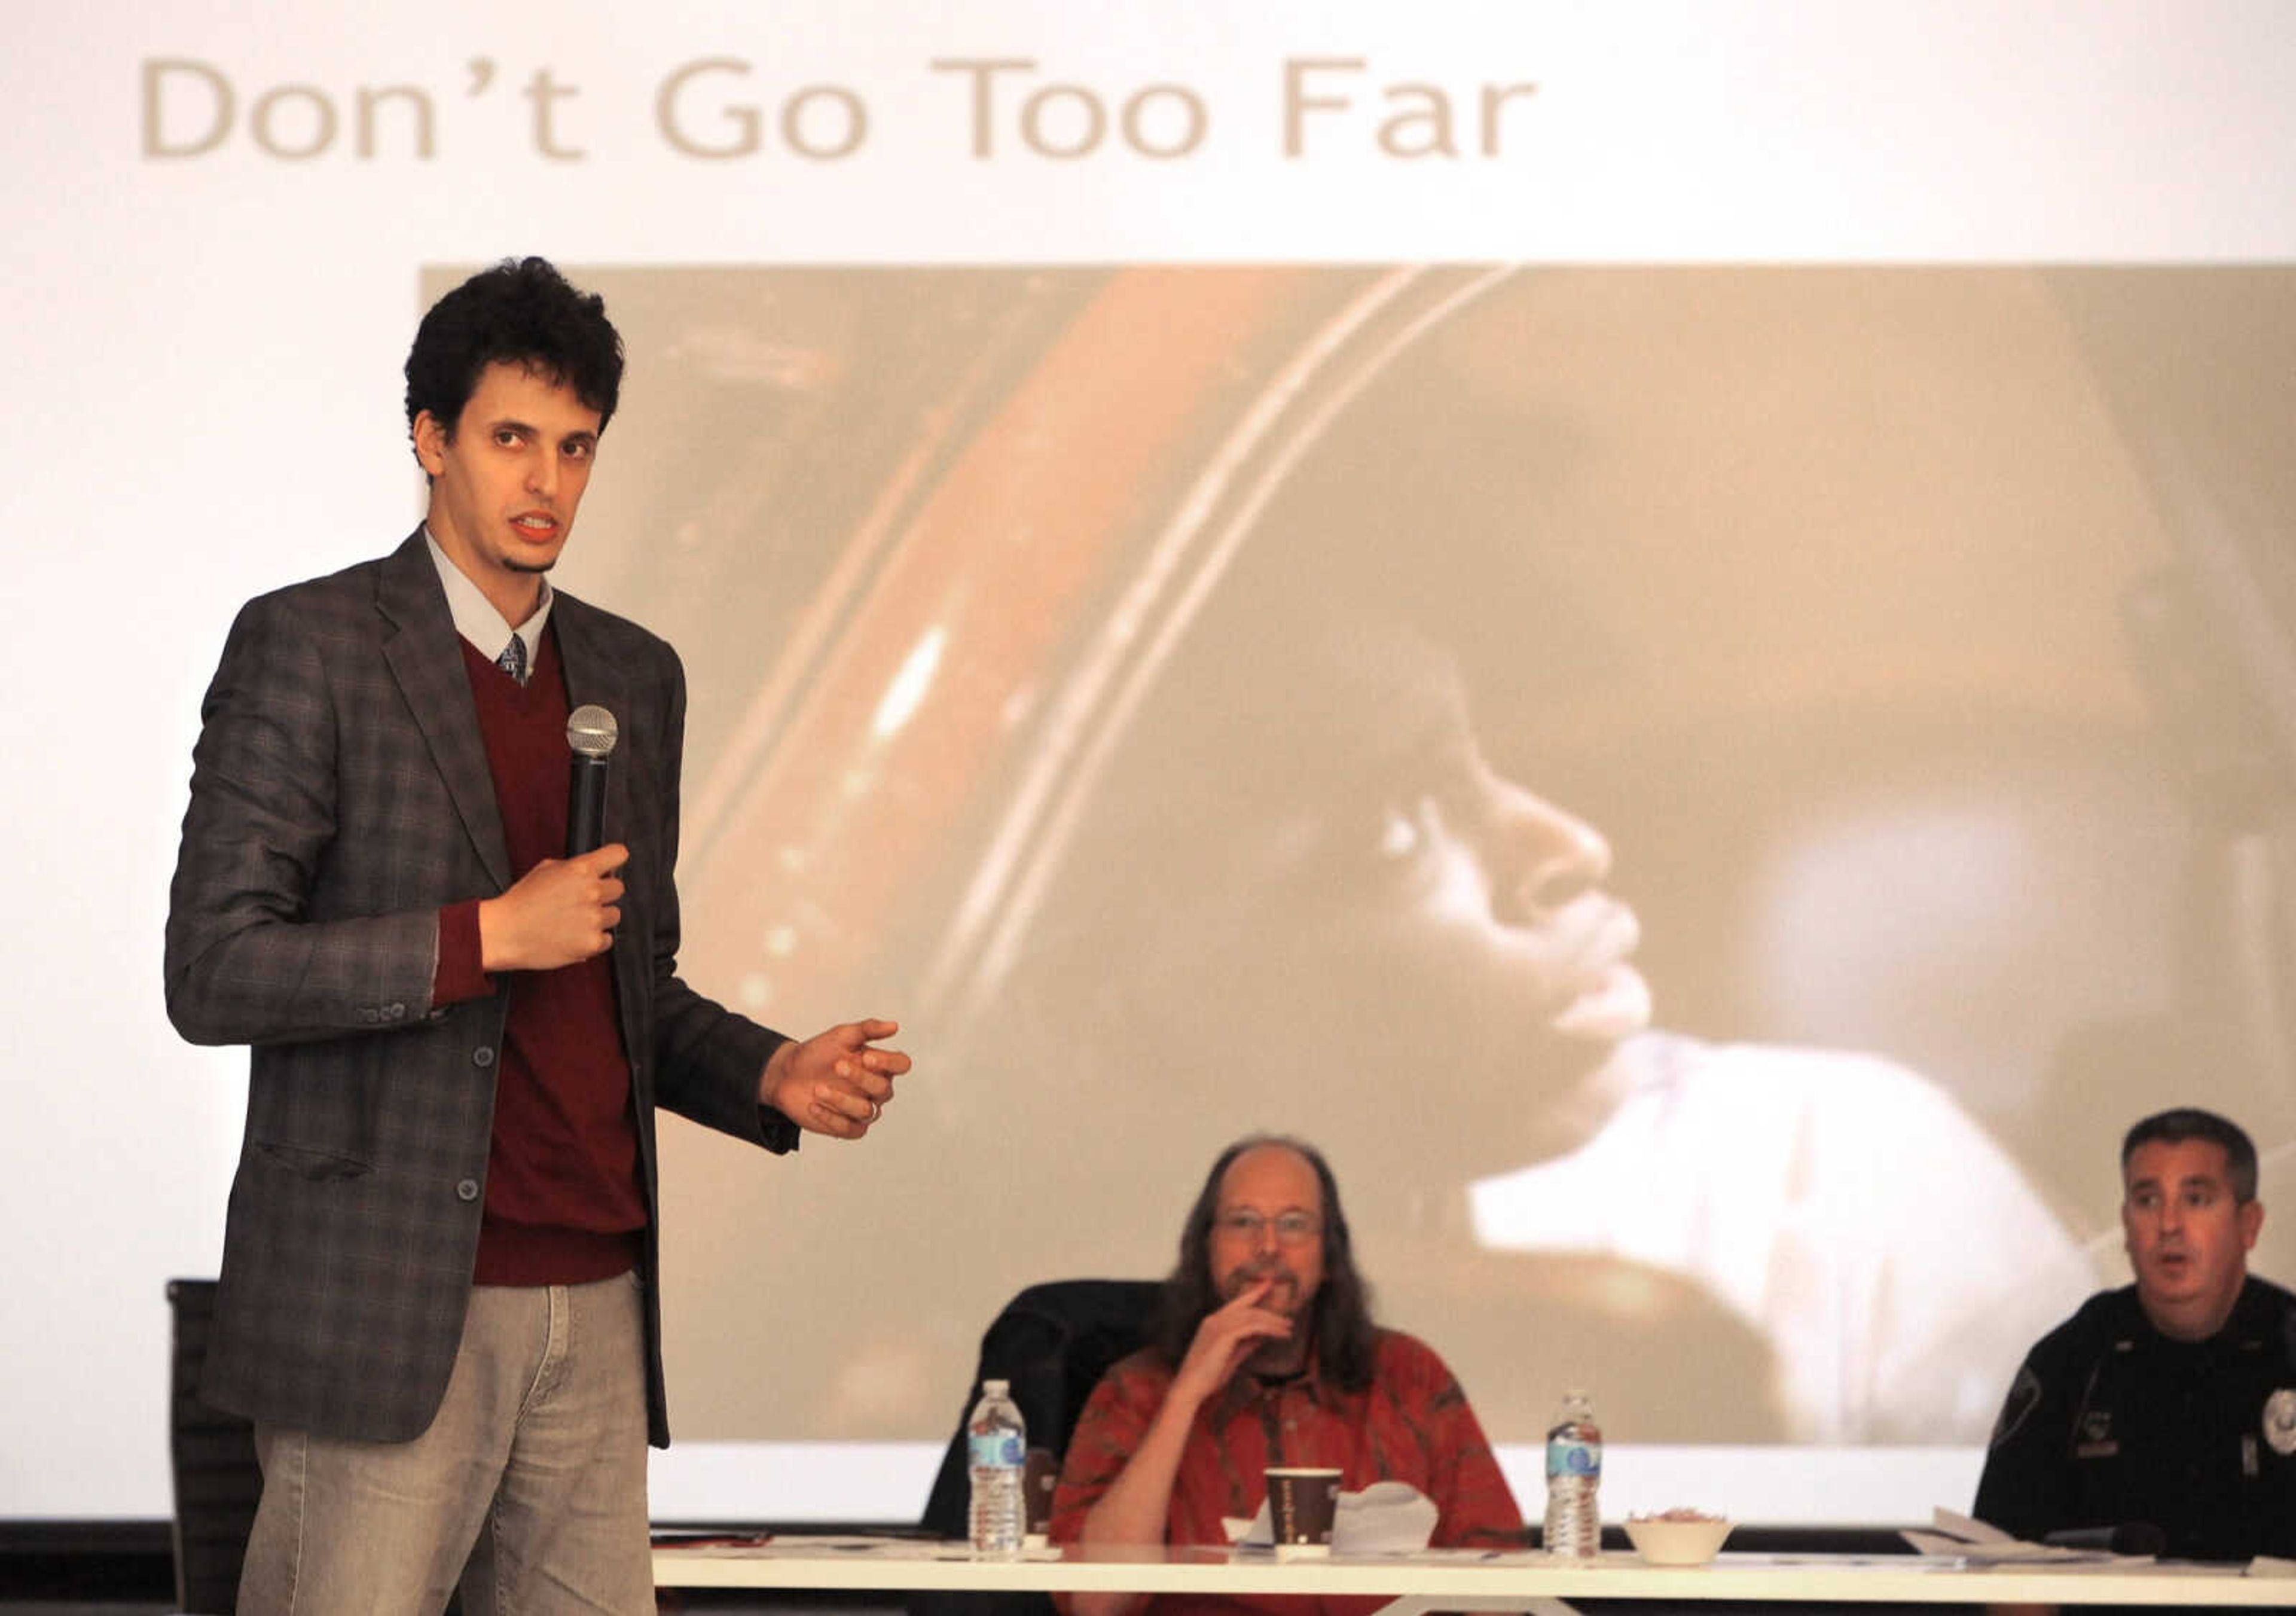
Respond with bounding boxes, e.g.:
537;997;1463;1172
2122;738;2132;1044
1545;1440;1600;1480
970;1432;1024;1468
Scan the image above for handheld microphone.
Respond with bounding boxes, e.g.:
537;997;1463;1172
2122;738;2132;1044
566;705;619;858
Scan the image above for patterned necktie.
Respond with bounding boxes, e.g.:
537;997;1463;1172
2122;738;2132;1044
496;635;527;685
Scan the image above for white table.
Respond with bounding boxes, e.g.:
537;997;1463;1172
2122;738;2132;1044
651;1538;2296;1608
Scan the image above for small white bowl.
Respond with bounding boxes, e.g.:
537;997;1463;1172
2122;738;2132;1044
1623;1516;1733;1566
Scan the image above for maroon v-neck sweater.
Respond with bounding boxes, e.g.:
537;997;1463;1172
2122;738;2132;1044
433;628;647;1285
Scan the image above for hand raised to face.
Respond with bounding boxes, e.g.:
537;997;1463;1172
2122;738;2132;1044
1169;1277;1297;1410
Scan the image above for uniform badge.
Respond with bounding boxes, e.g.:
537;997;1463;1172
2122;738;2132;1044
2074;1406;2117;1459
1989;1365;2041;1449
2264;1389;2296;1456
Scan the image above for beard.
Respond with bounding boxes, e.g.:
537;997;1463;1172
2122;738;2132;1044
1223;1260;1313;1375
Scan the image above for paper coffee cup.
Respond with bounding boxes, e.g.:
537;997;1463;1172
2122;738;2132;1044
1265;1466;1342;1558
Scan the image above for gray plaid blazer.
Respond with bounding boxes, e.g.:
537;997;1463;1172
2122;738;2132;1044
166;531;793;1447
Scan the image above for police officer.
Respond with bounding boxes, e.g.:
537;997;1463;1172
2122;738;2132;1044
1974;1107;2296;1560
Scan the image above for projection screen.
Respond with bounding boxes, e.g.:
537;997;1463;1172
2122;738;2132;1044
7;1;2295;1529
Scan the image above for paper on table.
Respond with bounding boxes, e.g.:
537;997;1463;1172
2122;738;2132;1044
1226;1481;1440;1554
1901;1508;2145;1566
655;1533;1061;1560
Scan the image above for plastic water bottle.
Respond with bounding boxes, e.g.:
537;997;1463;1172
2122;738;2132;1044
1543;1389;1602;1558
967;1378;1028;1557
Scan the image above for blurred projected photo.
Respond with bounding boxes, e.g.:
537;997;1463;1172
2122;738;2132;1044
1042;603;2091;1443
538;266;2296;1450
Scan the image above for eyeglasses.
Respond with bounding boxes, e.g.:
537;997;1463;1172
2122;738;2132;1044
1213;1209;1322;1246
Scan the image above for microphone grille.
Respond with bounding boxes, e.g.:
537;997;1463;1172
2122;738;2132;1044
566;704;619;760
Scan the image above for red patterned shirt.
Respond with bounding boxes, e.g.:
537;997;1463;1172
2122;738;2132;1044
1049;1330;1523;1616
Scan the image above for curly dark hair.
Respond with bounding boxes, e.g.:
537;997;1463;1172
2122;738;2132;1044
1149;1135;1379;1393
403;257;624;464
2123;1107;2260;1203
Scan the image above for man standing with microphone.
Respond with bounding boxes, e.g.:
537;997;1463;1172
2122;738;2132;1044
166;257;910;1614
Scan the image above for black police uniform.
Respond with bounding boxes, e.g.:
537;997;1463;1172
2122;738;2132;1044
1973;1276;2296;1560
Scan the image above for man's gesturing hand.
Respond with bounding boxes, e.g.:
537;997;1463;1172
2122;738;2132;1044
761;1018;909;1140
1169;1279;1294;1411
478;844;627;972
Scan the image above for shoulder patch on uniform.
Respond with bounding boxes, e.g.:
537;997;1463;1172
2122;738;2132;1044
2264;1388;2296;1456
1990;1364;2042;1451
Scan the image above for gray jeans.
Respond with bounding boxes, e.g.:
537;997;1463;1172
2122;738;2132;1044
239;1273;654;1615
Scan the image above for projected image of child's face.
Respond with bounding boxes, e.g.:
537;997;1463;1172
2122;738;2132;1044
1087;621;1656;1155
1253;661;1653;1056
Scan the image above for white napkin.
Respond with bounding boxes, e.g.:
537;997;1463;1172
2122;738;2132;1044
1226;1481;1440;1554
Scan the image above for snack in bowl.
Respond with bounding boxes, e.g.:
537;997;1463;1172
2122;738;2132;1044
1623;1510;1733;1566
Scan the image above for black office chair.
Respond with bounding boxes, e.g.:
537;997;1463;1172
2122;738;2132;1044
166;1279;260;1616
916;1279;1162;1616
